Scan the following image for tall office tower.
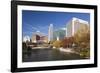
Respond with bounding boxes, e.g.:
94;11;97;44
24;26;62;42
66;17;89;37
53;28;66;40
48;24;53;42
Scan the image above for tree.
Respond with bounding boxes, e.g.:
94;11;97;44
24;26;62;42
22;42;27;49
61;37;74;48
53;40;62;48
73;24;90;58
74;24;90;49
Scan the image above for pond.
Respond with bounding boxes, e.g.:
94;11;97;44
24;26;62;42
22;48;83;62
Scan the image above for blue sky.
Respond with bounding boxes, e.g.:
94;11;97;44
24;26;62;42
22;10;90;38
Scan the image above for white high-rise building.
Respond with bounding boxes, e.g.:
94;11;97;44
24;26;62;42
66;17;89;37
48;24;53;42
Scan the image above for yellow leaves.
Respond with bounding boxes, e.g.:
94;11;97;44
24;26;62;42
53;40;62;48
74;24;90;49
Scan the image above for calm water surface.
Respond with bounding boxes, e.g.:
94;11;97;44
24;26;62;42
22;48;83;62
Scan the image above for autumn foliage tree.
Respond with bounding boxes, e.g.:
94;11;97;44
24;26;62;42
73;24;90;58
74;24;90;49
53;40;62;48
61;37;74;48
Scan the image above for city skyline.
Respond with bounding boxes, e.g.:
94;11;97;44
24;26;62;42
22;10;90;38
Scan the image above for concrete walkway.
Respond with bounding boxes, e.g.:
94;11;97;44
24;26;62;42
59;48;79;54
